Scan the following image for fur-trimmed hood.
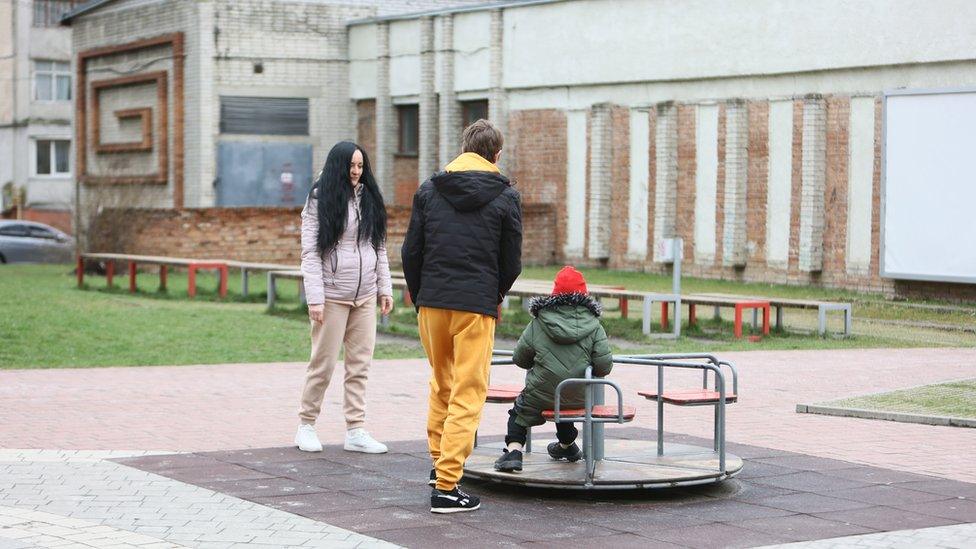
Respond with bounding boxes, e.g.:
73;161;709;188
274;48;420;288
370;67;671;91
527;292;603;345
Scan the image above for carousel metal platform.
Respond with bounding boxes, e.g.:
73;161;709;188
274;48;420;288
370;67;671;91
463;352;742;490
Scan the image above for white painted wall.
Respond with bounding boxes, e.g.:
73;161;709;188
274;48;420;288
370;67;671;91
564;110;587;258
694;104;718;263
453;11;490;92
502;0;976;90
847;96;875;274
349;24;377;99
389;19;420;97
627;109;650;260
766;100;794;267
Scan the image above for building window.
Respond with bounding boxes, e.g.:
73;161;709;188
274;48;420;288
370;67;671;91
220;96;309;135
34;61;71;101
35;140;71;177
33;1;82;27
397;105;419;155
462;100;489;128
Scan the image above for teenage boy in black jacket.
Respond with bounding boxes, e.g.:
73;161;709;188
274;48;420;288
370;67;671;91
401;119;522;513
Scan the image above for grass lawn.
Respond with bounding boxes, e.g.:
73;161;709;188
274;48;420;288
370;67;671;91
0;264;419;369
3;263;973;369
824;379;976;419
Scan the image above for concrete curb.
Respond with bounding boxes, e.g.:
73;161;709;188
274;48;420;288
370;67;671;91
796;403;976;428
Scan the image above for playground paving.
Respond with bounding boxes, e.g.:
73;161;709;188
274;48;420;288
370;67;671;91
2;347;975;547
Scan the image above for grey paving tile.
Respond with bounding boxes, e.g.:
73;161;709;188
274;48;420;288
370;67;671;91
575;510;713;536
157;464;276;484
813;506;961;531
752;471;874;492
732;514;877;542
817;484;954;506
376;523;522;548
525;532;683;548
891;499;976;523
893;479;976;499
465;514;621;542
252;491;377;517
752;456;860;473
310;506;448;534
646;522;793;548
737;461;805;480
727;481;798;503
667;499;794;521
820;466;941;485
244;459;359;479
199;477;332;499
753;493;874;514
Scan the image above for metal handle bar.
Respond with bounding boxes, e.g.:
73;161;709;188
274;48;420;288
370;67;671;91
553;378;627;424
619;353;738;396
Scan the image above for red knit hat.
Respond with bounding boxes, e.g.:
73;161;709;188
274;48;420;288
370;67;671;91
552;266;588;295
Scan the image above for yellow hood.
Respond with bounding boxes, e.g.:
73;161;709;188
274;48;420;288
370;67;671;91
444;152;499;173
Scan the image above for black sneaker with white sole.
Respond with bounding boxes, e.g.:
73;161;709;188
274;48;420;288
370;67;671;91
547;441;583;462
430;487;480;514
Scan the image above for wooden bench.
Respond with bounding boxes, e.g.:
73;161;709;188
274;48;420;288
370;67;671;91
78;253;229;298
691;293;852;336
682;294;770;338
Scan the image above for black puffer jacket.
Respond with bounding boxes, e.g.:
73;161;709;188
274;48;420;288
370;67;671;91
401;154;522;319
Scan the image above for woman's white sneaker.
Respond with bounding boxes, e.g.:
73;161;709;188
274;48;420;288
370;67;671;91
295;424;323;452
344;428;388;453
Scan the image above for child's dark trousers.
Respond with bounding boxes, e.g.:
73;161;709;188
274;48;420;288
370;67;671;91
504;404;578;446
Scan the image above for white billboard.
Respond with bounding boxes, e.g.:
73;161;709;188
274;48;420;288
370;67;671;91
882;88;976;283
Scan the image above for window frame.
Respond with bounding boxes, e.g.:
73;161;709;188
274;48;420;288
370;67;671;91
396;104;419;156
32;139;72;178
461;99;489;128
0;224;30;238
33;59;72;102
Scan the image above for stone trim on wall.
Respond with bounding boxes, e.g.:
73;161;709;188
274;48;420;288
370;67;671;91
90;73;167;175
76;33;184;205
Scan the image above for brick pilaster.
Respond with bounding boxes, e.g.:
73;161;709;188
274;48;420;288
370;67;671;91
653;102;678;262
799;95;826;272
437;14;461;167
488;9;508;172
418;16;438;183
587;104;612;260
374;22;395;200
722;99;748;266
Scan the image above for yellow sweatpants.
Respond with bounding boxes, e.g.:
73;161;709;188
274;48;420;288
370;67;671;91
418;306;495;491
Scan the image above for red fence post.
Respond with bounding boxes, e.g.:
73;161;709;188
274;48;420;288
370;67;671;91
660;302;669;330
106;261;115;288
128;262;137;293
218;265;228;298
734;304;743;339
188;265;197;298
76;256;84;287
160;265;167;291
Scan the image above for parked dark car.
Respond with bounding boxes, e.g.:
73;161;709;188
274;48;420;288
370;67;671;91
0;220;75;264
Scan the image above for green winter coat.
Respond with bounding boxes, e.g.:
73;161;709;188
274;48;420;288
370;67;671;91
511;292;613;427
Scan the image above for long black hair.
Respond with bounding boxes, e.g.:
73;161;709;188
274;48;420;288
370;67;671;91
310;141;387;255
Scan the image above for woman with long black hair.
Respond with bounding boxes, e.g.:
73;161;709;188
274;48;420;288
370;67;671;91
295;141;393;454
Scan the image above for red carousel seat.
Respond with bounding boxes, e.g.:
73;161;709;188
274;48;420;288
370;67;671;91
638;389;738;405
542;405;636;422
485;385;522;403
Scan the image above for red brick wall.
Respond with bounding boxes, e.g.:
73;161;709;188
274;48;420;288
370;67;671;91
3;209;73;235
507;109;567;255
675;105;697;263
608;106;630;269
745;101;769;270
357;100;376;158
88;202;556;268
393;156;418;207
822;96;850;284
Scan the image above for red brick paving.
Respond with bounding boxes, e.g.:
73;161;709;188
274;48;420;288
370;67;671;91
2;348;974;482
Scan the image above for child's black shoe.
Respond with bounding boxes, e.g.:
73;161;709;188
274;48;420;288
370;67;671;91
547;441;583;462
493;449;523;472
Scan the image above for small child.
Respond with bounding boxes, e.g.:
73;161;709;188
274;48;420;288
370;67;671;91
494;266;612;472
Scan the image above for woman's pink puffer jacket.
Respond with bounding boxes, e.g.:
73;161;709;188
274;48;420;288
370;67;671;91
300;187;393;305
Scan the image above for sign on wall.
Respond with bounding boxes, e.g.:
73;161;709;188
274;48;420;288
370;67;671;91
882;88;976;283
